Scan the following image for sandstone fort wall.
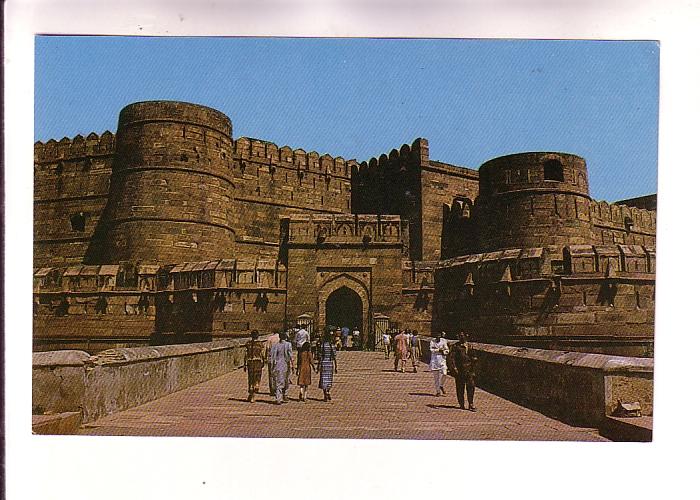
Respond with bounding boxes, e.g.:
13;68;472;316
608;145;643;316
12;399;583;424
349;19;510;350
33;132;115;267
431;244;655;356
33;100;656;353
33;258;288;352
34;102;356;266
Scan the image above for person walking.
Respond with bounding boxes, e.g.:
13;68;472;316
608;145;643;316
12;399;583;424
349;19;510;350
352;326;361;351
429;331;450;396
294;322;310;372
447;331;478;411
297;341;315;402
334;328;342;351
394;329;410;372
410;329;422;373
265;330;281;396
243;330;266;402
269;331;294;405
341;326;350;351
316;329;338;401
382;331;391;359
288;327;297;347
295;323;310;348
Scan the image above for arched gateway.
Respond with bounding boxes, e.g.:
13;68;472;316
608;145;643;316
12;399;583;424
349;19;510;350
325;287;362;332
317;274;370;344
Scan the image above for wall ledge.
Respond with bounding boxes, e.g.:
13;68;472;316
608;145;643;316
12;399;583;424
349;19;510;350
32;350;91;367
86;339;246;366
469;342;653;372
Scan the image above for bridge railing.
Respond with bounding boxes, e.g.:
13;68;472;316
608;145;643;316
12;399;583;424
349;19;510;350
33;339;251;424
418;337;653;428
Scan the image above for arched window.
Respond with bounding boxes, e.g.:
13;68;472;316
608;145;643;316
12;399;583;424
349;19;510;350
543;159;564;182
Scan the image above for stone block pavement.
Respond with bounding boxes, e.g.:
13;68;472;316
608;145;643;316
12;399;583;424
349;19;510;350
78;351;607;441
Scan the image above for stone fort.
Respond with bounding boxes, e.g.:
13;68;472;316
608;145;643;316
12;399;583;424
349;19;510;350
33;100;656;356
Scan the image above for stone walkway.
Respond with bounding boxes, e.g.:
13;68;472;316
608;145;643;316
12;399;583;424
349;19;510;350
78;351;606;441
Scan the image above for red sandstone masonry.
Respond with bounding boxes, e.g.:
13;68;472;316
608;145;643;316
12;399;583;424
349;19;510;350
33;100;656;355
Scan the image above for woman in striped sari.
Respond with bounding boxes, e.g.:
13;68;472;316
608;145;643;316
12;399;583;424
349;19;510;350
316;329;338;401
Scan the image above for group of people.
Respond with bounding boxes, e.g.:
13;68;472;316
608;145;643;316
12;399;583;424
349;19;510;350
332;326;362;351
243;325;339;404
381;329;422;373
383;328;477;411
245;324;478;412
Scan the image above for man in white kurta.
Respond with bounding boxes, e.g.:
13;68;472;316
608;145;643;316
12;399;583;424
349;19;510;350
429;332;450;396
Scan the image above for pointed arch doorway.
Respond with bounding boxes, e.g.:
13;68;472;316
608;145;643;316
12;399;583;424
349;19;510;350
325;286;363;332
317;273;370;347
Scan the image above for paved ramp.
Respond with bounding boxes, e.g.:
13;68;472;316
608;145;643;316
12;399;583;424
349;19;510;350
78;351;606;441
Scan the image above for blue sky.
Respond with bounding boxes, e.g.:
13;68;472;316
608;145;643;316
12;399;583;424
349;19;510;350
34;37;658;201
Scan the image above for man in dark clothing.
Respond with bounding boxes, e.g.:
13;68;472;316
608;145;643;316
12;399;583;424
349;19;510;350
447;331;477;411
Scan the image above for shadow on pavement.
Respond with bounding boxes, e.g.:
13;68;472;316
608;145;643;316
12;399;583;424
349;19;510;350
427;403;462;410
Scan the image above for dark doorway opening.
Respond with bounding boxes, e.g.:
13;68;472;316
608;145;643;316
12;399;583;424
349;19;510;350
325;286;363;333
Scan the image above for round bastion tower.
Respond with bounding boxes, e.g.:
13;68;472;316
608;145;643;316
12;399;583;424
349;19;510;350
100;101;237;264
476;152;594;251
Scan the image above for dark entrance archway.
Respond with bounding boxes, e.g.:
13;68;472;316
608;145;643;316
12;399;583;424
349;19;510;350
325;286;363;332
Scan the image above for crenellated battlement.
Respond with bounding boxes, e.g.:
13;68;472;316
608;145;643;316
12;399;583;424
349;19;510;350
34;131;116;165
233;136;356;179
587;200;656;248
354;137;429;182
591;200;656;232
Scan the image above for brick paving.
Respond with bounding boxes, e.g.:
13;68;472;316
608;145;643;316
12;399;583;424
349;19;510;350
78;351;607;441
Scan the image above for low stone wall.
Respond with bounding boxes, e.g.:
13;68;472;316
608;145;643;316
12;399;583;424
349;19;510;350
32;339;249;424
419;338;653;427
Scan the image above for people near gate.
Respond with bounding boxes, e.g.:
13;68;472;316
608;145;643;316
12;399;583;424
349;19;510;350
243;330;266;402
265;330;281;396
394;329;410;372
269;331;294;405
317;328;338;401
288;326;298;347
447;331;478;411
382;331;392;359
295;323;310;348
297;341;315;402
410;330;422;373
341;326;350;350
429;331;450;396
352;326;361;351
294;322;310;369
334;328;343;351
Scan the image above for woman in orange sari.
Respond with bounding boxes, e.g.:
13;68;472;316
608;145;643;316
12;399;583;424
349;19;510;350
297;341;315;401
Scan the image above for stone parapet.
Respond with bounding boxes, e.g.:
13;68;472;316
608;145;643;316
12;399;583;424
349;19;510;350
32;339;250;424
418;338;653;428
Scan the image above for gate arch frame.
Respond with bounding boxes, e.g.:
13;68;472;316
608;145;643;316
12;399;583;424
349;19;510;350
317;273;370;336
